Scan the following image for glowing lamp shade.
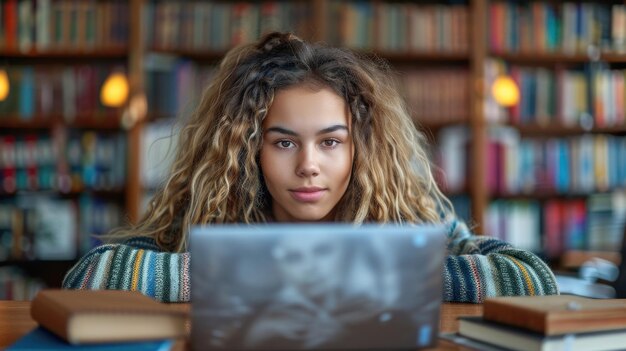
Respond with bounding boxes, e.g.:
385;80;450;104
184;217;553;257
491;75;520;107
100;72;129;107
0;69;9;101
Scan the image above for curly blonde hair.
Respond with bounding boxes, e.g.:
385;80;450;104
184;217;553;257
110;32;453;252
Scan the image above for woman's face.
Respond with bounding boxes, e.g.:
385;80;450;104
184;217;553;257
260;84;354;222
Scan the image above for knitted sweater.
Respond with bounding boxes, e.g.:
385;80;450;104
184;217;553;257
62;221;559;303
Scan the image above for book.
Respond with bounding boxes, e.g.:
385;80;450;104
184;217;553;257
442;316;626;351
30;289;187;344
483;295;626;336
7;327;173;351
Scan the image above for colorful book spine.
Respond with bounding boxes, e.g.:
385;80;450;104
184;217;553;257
488;2;626;54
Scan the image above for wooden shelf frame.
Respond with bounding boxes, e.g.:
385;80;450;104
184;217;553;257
0;48;129;59
0;115;123;130
512;123;626;136
469;0;488;232
491;51;626;64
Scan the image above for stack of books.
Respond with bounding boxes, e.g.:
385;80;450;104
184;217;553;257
7;289;187;350
442;295;626;351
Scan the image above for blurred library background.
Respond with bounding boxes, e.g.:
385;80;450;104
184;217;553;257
0;0;625;300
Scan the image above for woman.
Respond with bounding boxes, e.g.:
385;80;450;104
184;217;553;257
63;32;558;303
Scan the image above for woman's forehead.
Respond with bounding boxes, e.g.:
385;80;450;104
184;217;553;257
264;85;350;132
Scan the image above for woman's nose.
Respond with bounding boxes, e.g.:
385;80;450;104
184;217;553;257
296;147;320;177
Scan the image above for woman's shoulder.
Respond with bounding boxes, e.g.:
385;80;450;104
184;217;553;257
62;236;183;289
119;236;162;251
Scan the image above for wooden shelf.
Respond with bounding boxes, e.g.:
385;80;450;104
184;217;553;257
415;117;470;130
491;51;626;64
416;118;470;142
490;189;624;200
150;47;471;63
0;188;126;198
0;259;78;288
365;50;470;63
0;115;122;130
510;123;626;136
491;192;587;201
146;112;178;122
0;47;129;59
0;259;78;266
149;48;226;61
442;189;470;198
602;52;626;63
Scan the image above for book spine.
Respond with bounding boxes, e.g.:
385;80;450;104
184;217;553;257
30;292;72;342
483;301;548;334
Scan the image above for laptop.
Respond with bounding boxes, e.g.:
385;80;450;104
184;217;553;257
190;223;447;350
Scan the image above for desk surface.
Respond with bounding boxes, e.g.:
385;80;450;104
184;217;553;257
0;301;482;350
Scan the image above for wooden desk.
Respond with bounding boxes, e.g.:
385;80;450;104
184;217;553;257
0;301;482;350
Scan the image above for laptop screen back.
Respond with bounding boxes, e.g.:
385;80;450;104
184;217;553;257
190;223;447;350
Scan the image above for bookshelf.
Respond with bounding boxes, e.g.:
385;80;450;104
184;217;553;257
1;0;625;299
0;0;139;299
482;0;626;265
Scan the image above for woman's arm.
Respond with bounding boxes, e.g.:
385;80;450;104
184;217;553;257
62;237;190;302
64;222;559;304
444;220;559;303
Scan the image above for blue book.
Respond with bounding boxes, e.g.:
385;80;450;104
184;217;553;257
620;138;626;188
7;328;173;351
555;139;570;193
18;67;35;119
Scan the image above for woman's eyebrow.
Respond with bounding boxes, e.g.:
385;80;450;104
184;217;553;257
265;127;298;136
264;125;348;136
317;125;348;135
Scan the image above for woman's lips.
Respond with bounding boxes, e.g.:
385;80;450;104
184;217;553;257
289;188;326;202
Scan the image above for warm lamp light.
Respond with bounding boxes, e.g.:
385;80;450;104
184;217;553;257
491;75;520;107
100;72;129;107
0;69;9;101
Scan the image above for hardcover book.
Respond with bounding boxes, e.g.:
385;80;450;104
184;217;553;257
441;316;626;351
483;295;626;335
30;289;187;344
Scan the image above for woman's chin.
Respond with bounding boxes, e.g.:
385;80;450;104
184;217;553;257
286;209;335;222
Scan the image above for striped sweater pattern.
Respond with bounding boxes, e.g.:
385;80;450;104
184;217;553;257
63;220;559;303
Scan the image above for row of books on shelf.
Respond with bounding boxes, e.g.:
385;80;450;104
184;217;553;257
439;126;626;195
0;65;124;121
145;0;469;54
144;54;217;118
0;131;126;194
144;57;470;122
489;2;626;54
144;1;309;51
489;132;626;195
326;2;468;53
486;60;626;127
486;190;626;259
401;68;469;123
0;194;122;261
1;0;128;53
0;267;44;300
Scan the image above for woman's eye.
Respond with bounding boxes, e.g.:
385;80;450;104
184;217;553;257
322;139;339;148
276;140;294;149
